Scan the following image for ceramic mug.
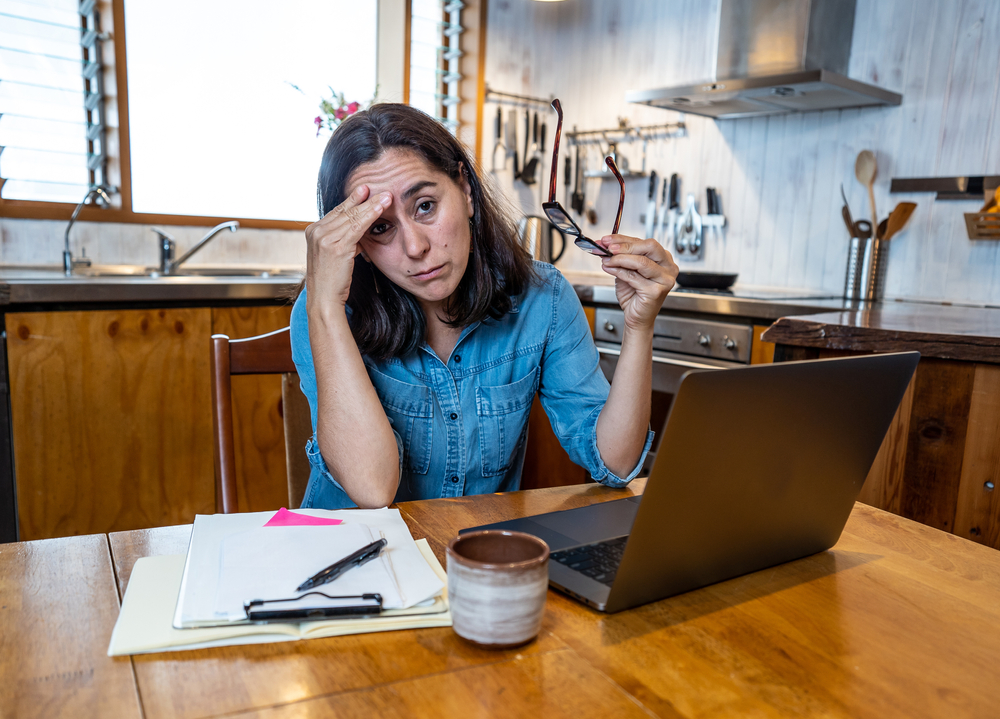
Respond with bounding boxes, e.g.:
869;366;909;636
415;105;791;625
446;530;549;649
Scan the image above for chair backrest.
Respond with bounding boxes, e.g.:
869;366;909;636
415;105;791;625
210;327;308;513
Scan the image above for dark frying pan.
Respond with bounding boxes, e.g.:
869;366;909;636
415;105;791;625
675;271;738;290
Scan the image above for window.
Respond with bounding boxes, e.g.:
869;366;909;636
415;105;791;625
408;0;463;132
124;0;377;221
0;0;482;226
0;0;111;203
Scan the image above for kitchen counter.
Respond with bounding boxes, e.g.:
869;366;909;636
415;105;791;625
0;266;302;306
762;302;1000;363
562;269;849;321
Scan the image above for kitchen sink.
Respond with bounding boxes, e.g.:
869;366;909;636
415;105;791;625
74;264;303;279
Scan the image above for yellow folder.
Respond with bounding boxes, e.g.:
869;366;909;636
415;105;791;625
108;539;451;656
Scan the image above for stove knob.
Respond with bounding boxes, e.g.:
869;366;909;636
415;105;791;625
697;333;711;347
603;320;615;333
724;336;737;350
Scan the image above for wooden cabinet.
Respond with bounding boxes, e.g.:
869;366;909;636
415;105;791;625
775;346;1000;551
7;304;293;540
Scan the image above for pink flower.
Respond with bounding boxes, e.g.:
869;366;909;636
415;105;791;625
334;107;347;120
314;116;323;126
347;101;360;114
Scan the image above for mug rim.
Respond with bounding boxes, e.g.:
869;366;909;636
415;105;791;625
447;529;550;570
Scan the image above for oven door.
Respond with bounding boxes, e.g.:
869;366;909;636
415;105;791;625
595;341;746;473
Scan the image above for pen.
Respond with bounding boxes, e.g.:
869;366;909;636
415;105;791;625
296;538;388;592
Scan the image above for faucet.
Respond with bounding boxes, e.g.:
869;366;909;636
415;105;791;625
153;221;239;274
64;186;111;275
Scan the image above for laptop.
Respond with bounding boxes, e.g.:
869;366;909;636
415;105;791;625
463;352;920;613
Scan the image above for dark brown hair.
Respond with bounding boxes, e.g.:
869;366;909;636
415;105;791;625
313;103;535;360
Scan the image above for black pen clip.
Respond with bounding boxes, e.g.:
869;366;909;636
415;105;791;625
296;537;388;592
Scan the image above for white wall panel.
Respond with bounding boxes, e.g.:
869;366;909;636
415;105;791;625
483;0;1000;304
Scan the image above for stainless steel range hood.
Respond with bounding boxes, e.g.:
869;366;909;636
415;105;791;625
626;0;902;120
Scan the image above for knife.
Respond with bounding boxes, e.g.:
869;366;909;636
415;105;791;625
666;173;680;246
655;174;669;246
571;144;584;213
644;171;658;239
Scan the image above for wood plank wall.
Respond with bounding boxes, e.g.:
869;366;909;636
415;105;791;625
483;0;1000;305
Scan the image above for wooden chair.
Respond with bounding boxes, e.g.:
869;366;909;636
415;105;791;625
210;327;312;513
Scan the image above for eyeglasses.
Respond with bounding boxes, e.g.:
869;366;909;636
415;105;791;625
542;99;624;259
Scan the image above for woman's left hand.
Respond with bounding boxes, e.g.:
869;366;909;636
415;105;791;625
598;235;679;332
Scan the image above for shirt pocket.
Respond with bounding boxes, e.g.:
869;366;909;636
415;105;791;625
476;367;540;477
368;367;434;475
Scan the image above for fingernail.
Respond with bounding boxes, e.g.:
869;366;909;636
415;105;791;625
354;186;365;198
609;244;621;252
380;193;391;206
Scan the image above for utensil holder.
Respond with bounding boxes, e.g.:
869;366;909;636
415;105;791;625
860;237;888;301
844;236;864;300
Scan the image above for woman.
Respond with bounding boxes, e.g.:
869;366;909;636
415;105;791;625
291;103;678;509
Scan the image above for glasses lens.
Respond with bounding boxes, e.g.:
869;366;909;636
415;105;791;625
574;236;612;257
543;203;581;235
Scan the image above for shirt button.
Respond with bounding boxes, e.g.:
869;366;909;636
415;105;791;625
451;476;459;483
450;412;458;420
453;355;461;363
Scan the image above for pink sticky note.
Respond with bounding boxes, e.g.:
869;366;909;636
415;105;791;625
263;507;344;527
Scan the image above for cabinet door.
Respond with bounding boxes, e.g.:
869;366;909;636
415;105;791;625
7;309;214;540
211;305;293;513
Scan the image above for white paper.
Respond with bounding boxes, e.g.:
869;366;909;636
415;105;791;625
215;523;402;619
173;508;444;628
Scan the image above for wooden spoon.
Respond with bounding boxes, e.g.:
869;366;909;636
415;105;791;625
855;150;878;230
883;202;917;241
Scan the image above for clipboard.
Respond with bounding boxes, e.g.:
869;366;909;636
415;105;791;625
244;592;383;622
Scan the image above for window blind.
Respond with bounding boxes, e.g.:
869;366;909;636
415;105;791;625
0;0;111;204
409;0;464;132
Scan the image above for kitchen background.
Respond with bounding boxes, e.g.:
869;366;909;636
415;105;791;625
485;0;1000;305
3;0;999;305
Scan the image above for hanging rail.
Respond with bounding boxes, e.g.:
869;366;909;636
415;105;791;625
566;119;686;147
484;85;553;108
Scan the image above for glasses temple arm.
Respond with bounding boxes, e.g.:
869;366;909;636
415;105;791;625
605;156;625;235
548;99;563;204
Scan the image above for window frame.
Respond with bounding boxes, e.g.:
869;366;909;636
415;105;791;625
0;0;412;229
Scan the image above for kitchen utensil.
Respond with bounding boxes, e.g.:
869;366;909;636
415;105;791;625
675;271;737;290
517;216;567;264
842;206;857;238
644;171;658;239
877;218;888;240
508;109;519;179
490;107;505;173
855;150;878;232
564;152;572;208
521;112;539;185
571;144;584;214
840;183;854;224
654;175;669;246
845;219;871;301
666;173;680;246
519;110;530;182
884;202;917;241
676;193;703;258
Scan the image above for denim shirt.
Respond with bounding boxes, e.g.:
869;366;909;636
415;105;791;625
290;261;653;509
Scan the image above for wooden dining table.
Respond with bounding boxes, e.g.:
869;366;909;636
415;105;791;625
3;478;1000;718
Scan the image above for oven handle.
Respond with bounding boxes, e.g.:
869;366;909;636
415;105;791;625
596;345;725;371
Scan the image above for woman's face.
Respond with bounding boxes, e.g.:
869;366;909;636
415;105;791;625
347;148;474;311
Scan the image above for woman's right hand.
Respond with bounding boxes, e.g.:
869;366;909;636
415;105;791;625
305;185;392;312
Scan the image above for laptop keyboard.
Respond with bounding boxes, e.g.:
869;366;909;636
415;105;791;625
550;536;627;586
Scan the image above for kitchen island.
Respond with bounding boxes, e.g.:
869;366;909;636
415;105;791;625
763;303;1000;551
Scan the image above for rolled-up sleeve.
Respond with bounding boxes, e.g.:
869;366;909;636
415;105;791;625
535;273;652;486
